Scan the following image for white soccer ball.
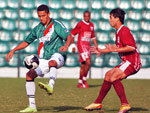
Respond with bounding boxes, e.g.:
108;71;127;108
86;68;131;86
24;55;39;70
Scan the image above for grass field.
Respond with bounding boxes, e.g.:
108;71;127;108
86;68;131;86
0;78;150;113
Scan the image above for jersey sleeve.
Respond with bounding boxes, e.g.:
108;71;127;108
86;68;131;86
24;27;37;44
91;23;96;38
120;27;136;48
54;20;71;41
71;22;80;36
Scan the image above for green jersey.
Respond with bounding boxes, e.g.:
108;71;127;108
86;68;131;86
24;19;70;60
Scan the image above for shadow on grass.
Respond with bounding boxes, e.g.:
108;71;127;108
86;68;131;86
88;84;102;88
38;106;83;112
104;107;149;112
130;107;149;112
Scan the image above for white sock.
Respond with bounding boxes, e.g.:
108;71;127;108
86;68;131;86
48;67;57;89
78;79;83;84
26;81;36;109
83;77;87;81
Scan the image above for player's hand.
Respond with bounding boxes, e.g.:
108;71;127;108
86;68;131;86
90;46;101;56
105;44;117;52
5;50;14;62
95;47;101;56
59;46;68;53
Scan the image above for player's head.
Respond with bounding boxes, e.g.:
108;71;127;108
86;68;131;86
83;11;91;23
37;4;50;25
109;8;126;28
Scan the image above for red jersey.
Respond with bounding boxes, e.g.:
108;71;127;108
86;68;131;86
115;25;141;71
71;20;95;47
71;20;96;62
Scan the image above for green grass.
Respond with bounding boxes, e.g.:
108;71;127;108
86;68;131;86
0;78;150;113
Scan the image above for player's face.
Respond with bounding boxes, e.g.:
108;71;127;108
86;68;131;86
37;10;50;25
84;12;91;23
109;14;118;28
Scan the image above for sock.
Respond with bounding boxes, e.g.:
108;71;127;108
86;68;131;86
95;80;112;103
48;67;57;89
79;66;84;80
26;81;36;109
79;74;83;81
113;80;128;105
83;77;86;81
78;79;83;84
82;77;87;85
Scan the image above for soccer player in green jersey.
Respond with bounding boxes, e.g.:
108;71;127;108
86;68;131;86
6;4;73;112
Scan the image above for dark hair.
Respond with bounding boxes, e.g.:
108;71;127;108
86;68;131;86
110;8;126;24
37;4;49;13
84;10;91;16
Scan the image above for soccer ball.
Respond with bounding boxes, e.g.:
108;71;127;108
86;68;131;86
24;55;39;70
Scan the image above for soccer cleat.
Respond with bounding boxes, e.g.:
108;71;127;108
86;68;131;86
38;82;53;95
19;106;37;112
84;103;102;111
118;104;131;113
77;83;83;88
83;81;89;88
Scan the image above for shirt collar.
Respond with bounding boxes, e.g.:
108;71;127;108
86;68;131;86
82;20;90;25
117;25;124;34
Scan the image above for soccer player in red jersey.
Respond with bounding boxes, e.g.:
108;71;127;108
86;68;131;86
84;8;141;113
71;11;98;88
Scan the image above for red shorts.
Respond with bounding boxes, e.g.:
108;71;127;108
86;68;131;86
115;60;140;77
77;45;90;63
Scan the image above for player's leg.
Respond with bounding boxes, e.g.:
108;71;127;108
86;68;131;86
78;62;85;88
78;48;90;88
38;61;57;95
110;68;129;104
49;53;65;88
110;68;131;113
84;69;114;111
82;59;91;88
48;60;57;89
94;69;115;104
38;53;65;94
20;70;38;112
109;63;136;113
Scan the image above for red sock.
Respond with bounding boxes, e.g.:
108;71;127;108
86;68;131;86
113;80;128;104
95;80;112;103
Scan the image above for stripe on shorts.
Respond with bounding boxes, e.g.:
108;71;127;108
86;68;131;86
120;60;131;72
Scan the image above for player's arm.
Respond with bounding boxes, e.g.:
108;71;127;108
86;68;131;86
104;44;135;53
91;24;99;51
90;46;111;55
6;41;29;62
64;34;73;49
71;35;76;53
59;34;73;52
90;44;117;55
104;29;136;53
70;23;80;53
92;38;98;49
54;20;73;52
98;44;135;54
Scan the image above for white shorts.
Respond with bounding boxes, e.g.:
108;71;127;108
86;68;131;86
35;53;65;77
